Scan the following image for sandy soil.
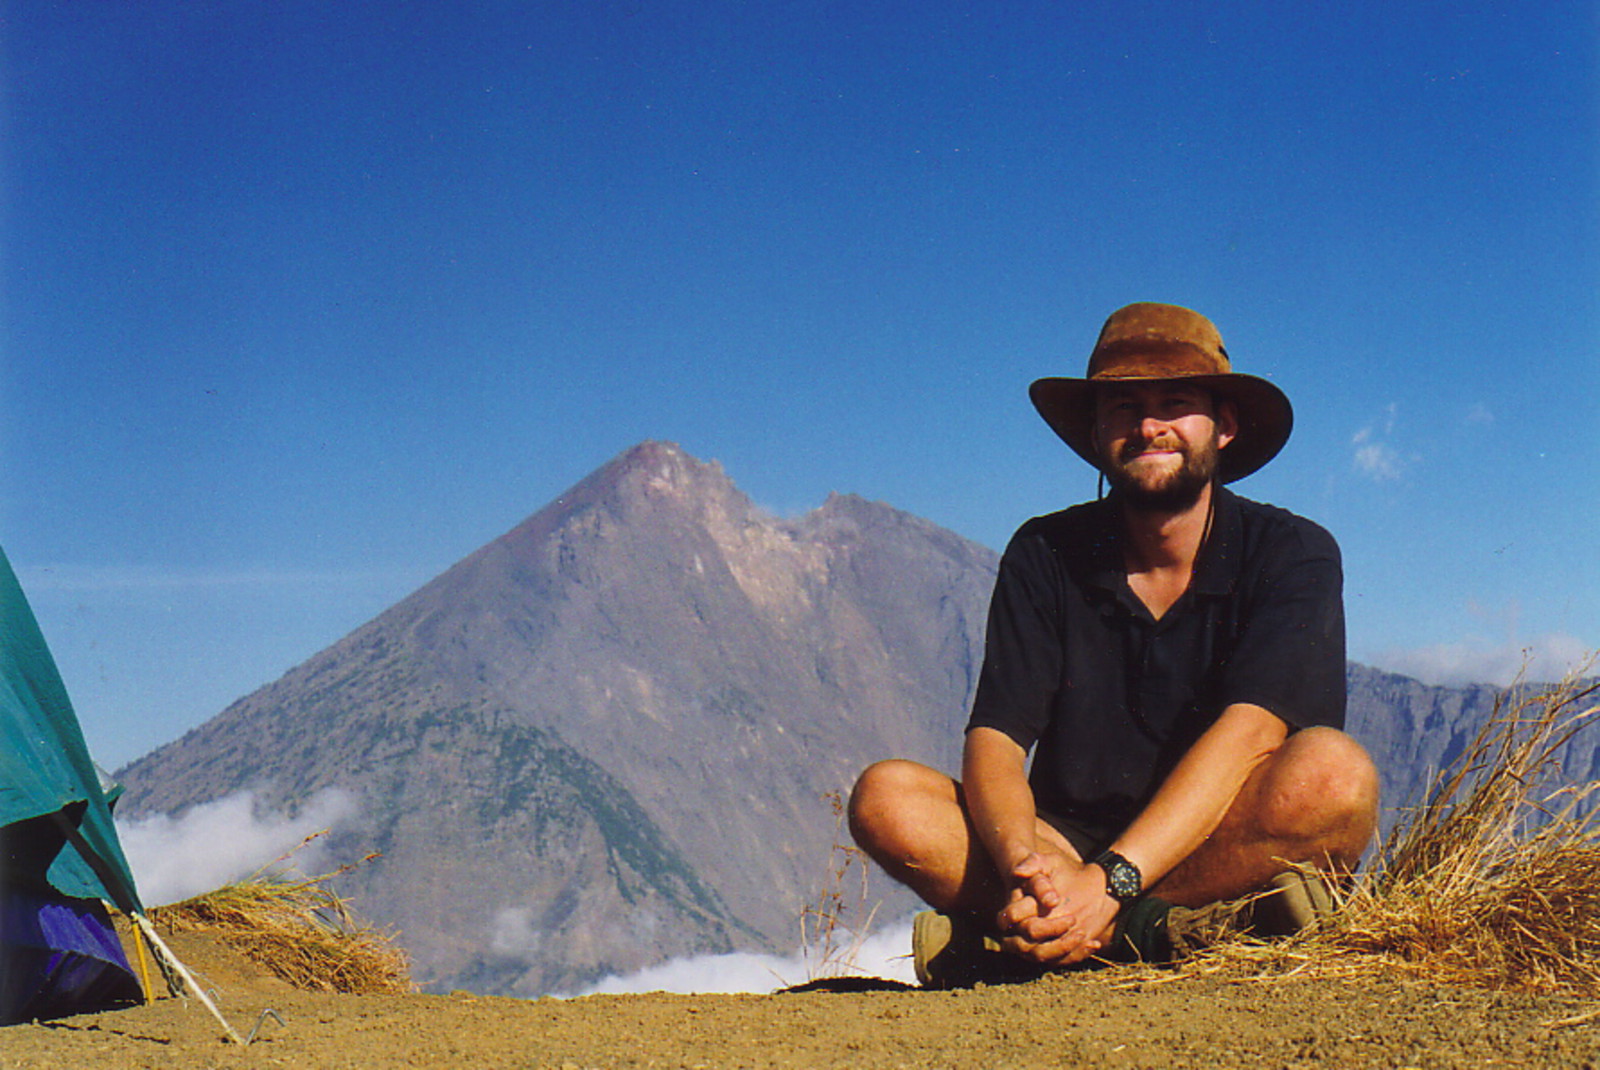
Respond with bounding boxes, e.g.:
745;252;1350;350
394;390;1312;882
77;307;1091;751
4;934;1599;1069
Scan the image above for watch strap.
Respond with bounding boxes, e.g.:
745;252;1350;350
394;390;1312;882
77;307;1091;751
1090;847;1143;902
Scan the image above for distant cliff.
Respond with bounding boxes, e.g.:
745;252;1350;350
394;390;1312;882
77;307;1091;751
1346;664;1598;841
1343;664;1501;836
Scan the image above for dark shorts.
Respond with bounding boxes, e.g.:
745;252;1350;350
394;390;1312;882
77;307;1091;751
1037;809;1123;861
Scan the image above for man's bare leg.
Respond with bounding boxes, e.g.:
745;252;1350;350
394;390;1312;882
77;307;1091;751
1153;727;1380;906
850;728;1377;967
846;758;1083;917
851;728;1377;912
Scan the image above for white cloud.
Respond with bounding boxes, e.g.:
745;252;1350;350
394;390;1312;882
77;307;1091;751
117;789;357;906
1351;404;1407;481
1353;441;1404;481
487;905;547;959
567;916;918;996
1371;634;1595;688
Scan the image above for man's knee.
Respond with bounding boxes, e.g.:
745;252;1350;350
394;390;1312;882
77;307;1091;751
847;759;936;854
1259;727;1380;843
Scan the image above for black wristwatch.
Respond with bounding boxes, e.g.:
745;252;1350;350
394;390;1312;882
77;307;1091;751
1091;848;1143;904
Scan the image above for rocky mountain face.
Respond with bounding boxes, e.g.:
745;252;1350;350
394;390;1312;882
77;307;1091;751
117;441;1593;995
118;442;997;994
1346;665;1598;842
1344;665;1502;837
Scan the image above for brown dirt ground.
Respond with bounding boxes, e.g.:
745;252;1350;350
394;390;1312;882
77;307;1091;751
4;933;1600;1069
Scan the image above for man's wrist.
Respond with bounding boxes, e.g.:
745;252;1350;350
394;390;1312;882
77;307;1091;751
1090;848;1143;903
997;839;1036;871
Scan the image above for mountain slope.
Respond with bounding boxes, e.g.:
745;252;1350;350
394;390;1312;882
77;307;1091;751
119;441;996;992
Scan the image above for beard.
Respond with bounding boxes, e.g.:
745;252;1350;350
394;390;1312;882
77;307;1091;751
1102;431;1222;512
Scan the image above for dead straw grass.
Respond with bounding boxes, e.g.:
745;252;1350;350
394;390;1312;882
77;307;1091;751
797;791;879;982
148;843;413;995
1188;667;1600;997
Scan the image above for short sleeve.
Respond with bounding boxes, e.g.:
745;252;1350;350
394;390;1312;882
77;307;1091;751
966;524;1067;751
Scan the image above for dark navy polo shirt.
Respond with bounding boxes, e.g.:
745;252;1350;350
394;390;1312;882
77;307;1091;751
966;487;1345;836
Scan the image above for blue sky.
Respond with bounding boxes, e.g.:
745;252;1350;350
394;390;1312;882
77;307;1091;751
3;1;1595;768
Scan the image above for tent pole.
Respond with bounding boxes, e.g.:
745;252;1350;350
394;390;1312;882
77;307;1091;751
131;912;247;1045
129;914;155;1004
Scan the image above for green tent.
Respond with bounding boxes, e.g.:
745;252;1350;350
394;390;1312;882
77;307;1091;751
0;545;142;915
0;544;248;1037
1;543;146;1022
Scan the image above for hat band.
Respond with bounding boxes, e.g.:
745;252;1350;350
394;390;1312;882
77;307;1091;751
1088;341;1228;381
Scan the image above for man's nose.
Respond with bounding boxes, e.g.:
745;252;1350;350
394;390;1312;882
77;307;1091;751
1138;415;1168;440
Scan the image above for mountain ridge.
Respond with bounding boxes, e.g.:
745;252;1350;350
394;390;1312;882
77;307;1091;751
119;441;995;992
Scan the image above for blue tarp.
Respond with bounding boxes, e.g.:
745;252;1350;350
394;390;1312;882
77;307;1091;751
1;876;142;1023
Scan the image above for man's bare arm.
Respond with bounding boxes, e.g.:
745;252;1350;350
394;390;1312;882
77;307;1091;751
966;706;1289;963
961;727;1042;880
963;728;1106;958
994;702;1288;963
1107;701;1288;892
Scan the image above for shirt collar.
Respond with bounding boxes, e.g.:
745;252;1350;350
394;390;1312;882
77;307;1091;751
1084;485;1243;597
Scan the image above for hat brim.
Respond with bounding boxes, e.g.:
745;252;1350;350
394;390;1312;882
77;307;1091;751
1029;373;1293;483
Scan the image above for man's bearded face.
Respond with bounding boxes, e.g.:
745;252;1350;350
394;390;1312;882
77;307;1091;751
1093;384;1231;511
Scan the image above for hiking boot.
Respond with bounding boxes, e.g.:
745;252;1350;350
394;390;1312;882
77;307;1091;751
1251;869;1339;937
1163;896;1255;959
1161;869;1340;959
1103;895;1175;962
910;910;1046;989
1102;895;1252;963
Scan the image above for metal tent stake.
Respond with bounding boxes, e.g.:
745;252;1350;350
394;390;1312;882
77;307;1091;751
130;912;247;1045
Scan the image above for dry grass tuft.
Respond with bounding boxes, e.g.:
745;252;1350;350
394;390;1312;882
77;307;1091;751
798;791;880;982
1192;667;1600;996
149;845;413;996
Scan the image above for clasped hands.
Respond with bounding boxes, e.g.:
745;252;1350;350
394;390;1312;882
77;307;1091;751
994;849;1121;966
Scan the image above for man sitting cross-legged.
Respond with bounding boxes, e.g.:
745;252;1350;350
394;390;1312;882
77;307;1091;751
849;303;1380;982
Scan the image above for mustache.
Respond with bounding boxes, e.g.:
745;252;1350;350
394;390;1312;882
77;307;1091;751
1119;436;1185;461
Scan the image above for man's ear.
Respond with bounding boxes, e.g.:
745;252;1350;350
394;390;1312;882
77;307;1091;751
1216;398;1239;450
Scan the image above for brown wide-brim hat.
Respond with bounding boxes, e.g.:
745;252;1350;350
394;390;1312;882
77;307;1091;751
1029;302;1293;483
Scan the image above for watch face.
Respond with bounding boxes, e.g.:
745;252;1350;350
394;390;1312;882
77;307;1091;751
1098;854;1142;901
